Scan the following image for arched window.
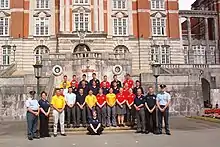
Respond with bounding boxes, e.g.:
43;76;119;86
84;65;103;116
114;45;129;54
73;44;90;52
34;45;49;63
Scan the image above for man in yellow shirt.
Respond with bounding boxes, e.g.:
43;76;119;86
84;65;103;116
60;75;71;89
51;88;67;137
85;90;97;120
106;88;117;127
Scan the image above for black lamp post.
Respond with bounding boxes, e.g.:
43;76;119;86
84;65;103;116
33;62;43;98
151;61;161;93
12;44;16;62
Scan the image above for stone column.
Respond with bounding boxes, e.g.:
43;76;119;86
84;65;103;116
214;17;219;64
99;0;104;32
187;17;193;64
94;0;98;32
60;0;65;32
65;0;70;32
204;17;209;64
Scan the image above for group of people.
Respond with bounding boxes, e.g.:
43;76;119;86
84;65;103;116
25;73;171;140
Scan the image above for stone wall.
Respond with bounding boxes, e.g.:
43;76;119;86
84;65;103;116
210;89;220;107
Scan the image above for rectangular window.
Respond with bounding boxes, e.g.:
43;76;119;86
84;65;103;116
193;45;206;64
35;17;49;36
0;17;9;36
2;46;11;65
209;46;216;64
113;18;128;36
183;46;189;64
0;0;9;9
161;46;170;64
151;0;164;10
36;0;49;9
152;18;166;36
75;0;89;4
150;46;159;62
74;13;89;31
150;46;170;64
113;0;126;9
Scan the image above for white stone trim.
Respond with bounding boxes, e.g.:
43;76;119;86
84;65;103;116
128;0;133;36
60;0;65;32
94;0;98;32
99;0;104;32
29;0;34;36
66;0;70;32
107;0;112;36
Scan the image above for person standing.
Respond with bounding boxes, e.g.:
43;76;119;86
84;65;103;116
78;74;89;88
85;90;97;120
25;91;40;140
100;75;110;88
87;110;104;135
134;89;146;133
101;82;110;95
80;81;89;95
116;88;126;127
38;91;50;138
156;85;171;135
111;75;122;88
60;75;71;89
112;81;119;94
126;88;135;127
89;73;100;88
123;73;134;89
145;87;157;134
70;75;79;89
89;81;99;96
96;89;107;127
76;88;87;128
106;88;117;127
65;87;77;128
51;88;67;137
133;80;144;96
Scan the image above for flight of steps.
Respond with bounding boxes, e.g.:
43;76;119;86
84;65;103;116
48;109;135;135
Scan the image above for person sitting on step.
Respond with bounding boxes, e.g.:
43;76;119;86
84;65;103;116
87;110;104;135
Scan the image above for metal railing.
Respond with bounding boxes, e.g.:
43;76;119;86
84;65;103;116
0;63;17;77
161;64;220;69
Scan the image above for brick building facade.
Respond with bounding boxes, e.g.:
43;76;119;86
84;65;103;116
0;0;183;75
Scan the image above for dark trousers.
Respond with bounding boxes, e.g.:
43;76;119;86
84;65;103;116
76;105;87;126
136;107;146;132
87;125;104;135
158;106;170;133
26;111;38;137
126;105;135;125
146;108;156;132
96;105;107;126
67;106;76;126
39;114;49;137
87;106;95;121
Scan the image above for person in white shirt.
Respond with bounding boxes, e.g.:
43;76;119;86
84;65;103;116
65;87;77;128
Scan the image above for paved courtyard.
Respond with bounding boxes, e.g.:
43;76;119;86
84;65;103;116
0;117;220;147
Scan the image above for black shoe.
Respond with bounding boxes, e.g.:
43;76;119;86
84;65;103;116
121;124;125;127
145;131;149;134
28;136;33;140
40;135;45;138
135;131;142;133
33;136;40;139
61;133;67;136
53;134;57;137
113;125;117;127
83;125;87;128
157;132;162;135
166;132;171;135
67;125;70;128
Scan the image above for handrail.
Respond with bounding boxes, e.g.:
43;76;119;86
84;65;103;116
0;63;17;77
161;64;220;69
44;75;55;102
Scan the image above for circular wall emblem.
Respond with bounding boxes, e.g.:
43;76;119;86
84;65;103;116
52;65;63;76
112;65;123;75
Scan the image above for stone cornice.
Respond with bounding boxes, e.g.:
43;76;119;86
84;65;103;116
179;10;217;18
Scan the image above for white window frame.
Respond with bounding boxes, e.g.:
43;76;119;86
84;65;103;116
150;46;159;62
2;45;11;65
36;0;49;9
114;45;129;54
209;46;216;64
0;17;9;36
113;18;128;36
161;46;170;64
112;0;127;10
35;17;50;36
152;18;166;36
34;46;49;64
183;46;189;64
74;0;89;4
193;45;206;64
74;13;90;31
0;0;9;9
151;0;165;10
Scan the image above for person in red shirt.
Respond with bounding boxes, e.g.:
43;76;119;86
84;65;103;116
116;88;126;127
96;89;107;127
123;83;130;97
71;75;78;89
126;88;136;127
123;73;134;89
100;75;110;88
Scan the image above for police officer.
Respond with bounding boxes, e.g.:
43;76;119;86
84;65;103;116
134;89;146;133
144;86;157;134
156;84;171;135
25;90;40;140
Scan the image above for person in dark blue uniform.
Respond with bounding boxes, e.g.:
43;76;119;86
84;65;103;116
89;73;100;88
112;81;119;94
133;80;144;96
111;75;122;88
89;80;99;96
38;91;51;138
25;91;40;140
78;74;89;88
87;110;104;135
